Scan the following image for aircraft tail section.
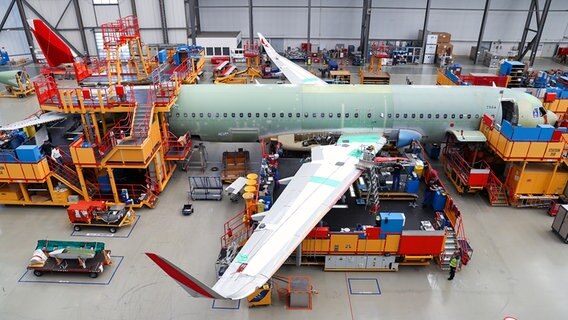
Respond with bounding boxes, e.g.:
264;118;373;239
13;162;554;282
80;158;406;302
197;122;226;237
28;19;76;67
146;253;224;299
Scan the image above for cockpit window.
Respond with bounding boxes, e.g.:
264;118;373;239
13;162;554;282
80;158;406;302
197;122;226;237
538;107;546;117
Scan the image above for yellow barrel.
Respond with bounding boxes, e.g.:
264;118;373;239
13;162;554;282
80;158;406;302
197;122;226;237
244;186;256;193
242;192;254;200
257;200;265;213
246;173;258;180
245;179;257;186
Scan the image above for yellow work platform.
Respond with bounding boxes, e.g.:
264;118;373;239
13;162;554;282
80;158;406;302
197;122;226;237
480;119;567;161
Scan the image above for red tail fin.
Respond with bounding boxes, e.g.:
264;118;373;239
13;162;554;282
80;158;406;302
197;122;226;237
145;253;224;299
28;19;75;67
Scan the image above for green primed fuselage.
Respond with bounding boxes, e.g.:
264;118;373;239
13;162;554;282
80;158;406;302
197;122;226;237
168;84;546;142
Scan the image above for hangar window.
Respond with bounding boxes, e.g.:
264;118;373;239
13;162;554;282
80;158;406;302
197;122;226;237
93;0;118;4
272;113;276;118
231;113;236;118
239;113;244;118
313;113;317;118
367;113;372;118
459;114;464;119
435;114;439;119
222;47;230;55
288;113;292;118
411;113;416;118
403;114;408;118
354;113;359;118
395;113;399;118
321;113;325;118
207;113;211;118
199;113;203;118
467;114;471;119
255;113;260;118
427;114;431;119
329;113;333;118
304;112;308;118
183;113;187;118
419;114;424;119
214;47;222;55
451;114;456;119
206;47;213;56
337;113;341;118
223;113;227;118
296;113;300;118
280;113;284;118
247;113;252;118
264;113;268;118
443;114;448;119
345;113;350;118
176;113;180;117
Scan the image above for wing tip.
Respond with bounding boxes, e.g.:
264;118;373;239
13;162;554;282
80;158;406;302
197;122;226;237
145;252;224;299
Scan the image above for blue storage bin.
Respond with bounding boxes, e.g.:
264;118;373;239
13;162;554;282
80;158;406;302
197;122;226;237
98;175;111;193
537;124;555;141
15;145;42;163
511;126;540;141
376;212;406;234
0;150;18;163
432;191;447;211
404;177;420;193
500;120;513;139
158;49;167;63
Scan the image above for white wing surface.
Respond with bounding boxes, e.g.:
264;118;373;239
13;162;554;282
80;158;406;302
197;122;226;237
258;33;327;85
147;134;386;300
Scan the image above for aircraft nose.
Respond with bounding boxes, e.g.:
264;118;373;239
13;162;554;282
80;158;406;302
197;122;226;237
546;110;559;126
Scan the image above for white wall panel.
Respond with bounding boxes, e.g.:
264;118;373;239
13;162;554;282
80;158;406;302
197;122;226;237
200;8;248;33
0;31;29;57
313;8;360;39
140;30;163;45
371;9;424;40
169;30;188;44
165;0;187;28
78;0;98;27
136;0;162;28
253;8;307;38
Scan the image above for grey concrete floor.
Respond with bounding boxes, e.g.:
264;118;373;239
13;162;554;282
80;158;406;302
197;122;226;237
1;57;568;319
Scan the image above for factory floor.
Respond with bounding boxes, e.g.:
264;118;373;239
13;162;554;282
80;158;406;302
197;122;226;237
1;57;568;319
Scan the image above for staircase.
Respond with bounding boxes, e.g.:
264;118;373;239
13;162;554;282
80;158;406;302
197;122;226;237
128;38;148;80
48;158;97;198
486;172;508;206
122;100;153;145
440;227;458;271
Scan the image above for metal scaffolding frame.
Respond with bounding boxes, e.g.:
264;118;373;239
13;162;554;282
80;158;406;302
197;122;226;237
516;0;553;66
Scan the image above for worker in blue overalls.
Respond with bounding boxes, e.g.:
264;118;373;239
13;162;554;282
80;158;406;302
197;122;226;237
391;160;403;191
422;170;439;209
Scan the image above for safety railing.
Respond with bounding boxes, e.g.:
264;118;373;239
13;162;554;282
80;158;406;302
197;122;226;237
73;57;106;82
101;15;140;48
444;151;491;189
163;131;192;160
220;210;253;249
90;183;152;204
33;76;60;106
486;171;508;206
99;113;133;156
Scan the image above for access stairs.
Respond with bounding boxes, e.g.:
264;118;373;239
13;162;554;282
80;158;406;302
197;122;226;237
486;172;508;206
440;227;458;271
48;157;97;198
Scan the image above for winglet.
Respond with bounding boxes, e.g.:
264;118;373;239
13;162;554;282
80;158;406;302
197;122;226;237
28;19;76;67
146;253;224;299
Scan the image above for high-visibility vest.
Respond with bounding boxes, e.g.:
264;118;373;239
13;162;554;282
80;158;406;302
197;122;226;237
449;256;459;268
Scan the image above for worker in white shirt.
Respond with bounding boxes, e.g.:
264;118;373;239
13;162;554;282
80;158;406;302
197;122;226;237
51;146;63;164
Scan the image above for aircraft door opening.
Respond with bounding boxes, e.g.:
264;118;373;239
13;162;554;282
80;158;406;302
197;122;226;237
500;99;518;126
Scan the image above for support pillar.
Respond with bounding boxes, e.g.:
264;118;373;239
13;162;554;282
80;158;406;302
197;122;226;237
72;0;89;56
359;0;372;65
15;0;37;62
474;0;491;65
295;245;302;267
307;0;311;45
158;0;169;43
107;167;120;203
75;166;90;201
248;0;254;43
420;0;431;64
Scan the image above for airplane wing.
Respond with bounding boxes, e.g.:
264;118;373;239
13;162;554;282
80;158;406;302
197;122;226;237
147;133;386;300
258;33;327;86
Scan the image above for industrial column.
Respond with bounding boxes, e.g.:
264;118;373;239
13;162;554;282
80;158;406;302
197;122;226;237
158;0;169;43
420;0;431;64
187;0;197;45
72;0;90;56
15;0;37;62
528;0;551;65
248;0;254;43
307;0;311;45
474;0;491;65
130;0;137;17
359;0;372;65
0;0;16;33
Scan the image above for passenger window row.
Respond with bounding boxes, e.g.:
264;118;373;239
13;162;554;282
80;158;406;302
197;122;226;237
170;112;481;120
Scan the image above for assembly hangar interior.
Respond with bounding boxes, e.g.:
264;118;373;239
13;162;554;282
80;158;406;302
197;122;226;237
0;0;568;319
